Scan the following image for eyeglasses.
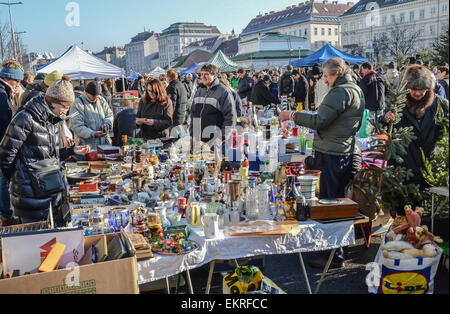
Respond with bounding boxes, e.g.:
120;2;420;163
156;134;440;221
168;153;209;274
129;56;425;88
56;102;71;110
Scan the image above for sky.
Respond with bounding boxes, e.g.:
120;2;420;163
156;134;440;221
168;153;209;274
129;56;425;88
1;0;351;57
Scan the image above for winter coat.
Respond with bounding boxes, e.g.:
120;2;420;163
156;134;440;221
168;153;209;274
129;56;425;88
0;94;74;220
383;69;400;89
279;72;295;96
393;95;449;189
293;74;365;156
136;99;173;140
0;79;14;143
184;80;194;99
167;79;188;126
315;76;329;108
439;79;449;100
359;70;384;111
269;82;280;103
19;82;47;108
191;78;236;143
237;74;253;100
112;108;138;146
69;94;114;150
294;75;309;109
251;81;278;106
230;77;240;90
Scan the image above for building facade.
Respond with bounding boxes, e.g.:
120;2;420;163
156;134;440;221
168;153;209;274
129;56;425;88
158;22;221;68
94;46;126;69
125;31;159;74
340;0;449;61
240;0;354;51
232;32;312;71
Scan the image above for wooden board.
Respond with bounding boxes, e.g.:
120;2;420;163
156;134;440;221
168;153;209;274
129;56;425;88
228;221;301;237
309;198;359;220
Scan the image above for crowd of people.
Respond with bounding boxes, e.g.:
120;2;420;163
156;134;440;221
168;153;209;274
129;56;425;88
0;56;448;268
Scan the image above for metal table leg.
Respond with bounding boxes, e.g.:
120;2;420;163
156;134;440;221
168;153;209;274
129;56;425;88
298;253;312;294
165;277;170;294
186;268;194;294
314;248;336;294
205;260;216;294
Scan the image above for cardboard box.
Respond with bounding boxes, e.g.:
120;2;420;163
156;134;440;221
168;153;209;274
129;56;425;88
310;198;359;220
0;234;139;294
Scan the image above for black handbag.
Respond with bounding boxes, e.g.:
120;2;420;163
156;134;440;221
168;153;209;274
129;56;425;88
26;158;65;198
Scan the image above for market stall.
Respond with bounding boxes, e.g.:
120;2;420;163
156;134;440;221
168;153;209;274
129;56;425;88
0;105;367;295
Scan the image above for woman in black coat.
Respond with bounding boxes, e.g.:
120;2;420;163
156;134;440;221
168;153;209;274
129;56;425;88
136;78;174;140
0;78;89;226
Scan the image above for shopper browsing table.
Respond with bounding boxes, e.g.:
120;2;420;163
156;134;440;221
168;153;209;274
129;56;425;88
279;57;365;268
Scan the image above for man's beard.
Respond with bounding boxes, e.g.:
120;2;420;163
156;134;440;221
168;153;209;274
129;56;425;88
406;90;434;119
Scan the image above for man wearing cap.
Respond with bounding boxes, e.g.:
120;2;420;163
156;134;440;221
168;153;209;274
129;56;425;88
250;75;278;108
0;76;90;226
69;81;114;150
0;60;24;226
19;70;63;108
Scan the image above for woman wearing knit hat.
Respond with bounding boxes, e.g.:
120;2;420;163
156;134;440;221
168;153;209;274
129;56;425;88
385;65;449;209
0;76;90;226
0;60;24;226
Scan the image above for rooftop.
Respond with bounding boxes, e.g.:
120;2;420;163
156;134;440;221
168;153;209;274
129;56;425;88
241;0;353;36
341;0;416;16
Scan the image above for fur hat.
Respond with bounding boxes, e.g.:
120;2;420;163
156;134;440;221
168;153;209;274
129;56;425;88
404;65;436;90
46;76;75;103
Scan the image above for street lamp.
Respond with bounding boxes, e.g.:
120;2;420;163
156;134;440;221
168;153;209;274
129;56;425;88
0;0;24;60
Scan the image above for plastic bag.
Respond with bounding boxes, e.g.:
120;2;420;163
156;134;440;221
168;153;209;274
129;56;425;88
358;109;371;138
366;233;443;294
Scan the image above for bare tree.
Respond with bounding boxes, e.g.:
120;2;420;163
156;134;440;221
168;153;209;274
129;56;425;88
0;22;9;62
373;20;421;65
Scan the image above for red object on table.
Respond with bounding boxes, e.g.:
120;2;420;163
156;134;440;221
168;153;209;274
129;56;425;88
86;151;98;161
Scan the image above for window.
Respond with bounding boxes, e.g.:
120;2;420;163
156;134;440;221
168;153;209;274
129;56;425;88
314;28;318;35
304;28;307;36
328;28;332;36
358;21;363;29
382;16;387;25
430;25;434;35
400;13;405;23
430;7;436;16
343;23;348;32
390;14;396;24
351;22;355;31
410;11;415;21
419;9;425;19
335;28;338;36
321;28;325;36
443;4;448;13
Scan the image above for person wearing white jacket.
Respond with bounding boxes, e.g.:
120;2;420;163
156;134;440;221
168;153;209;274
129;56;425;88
69;81;114;150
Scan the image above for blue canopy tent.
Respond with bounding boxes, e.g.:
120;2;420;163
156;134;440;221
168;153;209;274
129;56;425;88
290;44;368;67
126;72;140;80
180;63;199;75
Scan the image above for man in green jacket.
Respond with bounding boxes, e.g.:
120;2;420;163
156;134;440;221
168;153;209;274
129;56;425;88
229;72;240;90
280;57;365;268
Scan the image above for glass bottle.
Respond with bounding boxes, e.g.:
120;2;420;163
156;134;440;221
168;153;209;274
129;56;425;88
284;175;299;220
245;177;259;220
296;185;310;221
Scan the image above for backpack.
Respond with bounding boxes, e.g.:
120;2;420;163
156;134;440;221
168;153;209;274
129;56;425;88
372;74;386;111
281;74;293;94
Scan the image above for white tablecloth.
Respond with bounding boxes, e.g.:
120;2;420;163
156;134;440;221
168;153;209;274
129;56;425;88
137;220;355;284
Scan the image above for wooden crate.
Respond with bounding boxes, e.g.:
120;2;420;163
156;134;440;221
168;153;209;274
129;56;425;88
310;198;359;220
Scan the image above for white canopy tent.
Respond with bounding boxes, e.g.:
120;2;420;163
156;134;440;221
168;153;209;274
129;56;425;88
37;45;125;80
148;66;166;78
